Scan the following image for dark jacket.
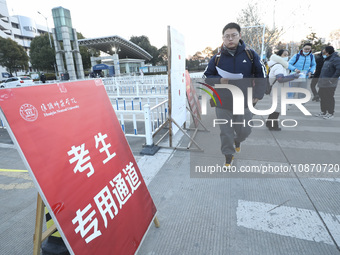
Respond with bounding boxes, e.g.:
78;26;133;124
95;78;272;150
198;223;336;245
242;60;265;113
318;52;340;88
313;53;325;78
40;74;46;83
204;40;266;110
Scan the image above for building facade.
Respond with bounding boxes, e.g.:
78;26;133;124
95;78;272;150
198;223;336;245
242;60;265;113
52;6;84;80
0;0;50;80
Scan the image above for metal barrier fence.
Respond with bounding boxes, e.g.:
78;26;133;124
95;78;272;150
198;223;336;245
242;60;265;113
109;95;168;146
101;73;197;147
109;95;167;111
189;72;204;79
144;100;168;146
101;75;169;149
102;75;168;96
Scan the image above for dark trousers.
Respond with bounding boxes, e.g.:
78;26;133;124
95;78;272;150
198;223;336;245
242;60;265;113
318;87;336;114
310;77;319;97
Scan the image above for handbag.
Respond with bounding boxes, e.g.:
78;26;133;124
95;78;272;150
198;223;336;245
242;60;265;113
210;98;216;107
265;79;277;95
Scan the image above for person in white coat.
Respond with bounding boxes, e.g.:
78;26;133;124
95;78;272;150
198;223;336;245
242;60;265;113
267;49;299;131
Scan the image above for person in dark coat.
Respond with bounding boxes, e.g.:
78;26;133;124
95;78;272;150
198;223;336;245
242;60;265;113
40;73;46;83
314;46;340;119
310;52;325;101
204;22;266;167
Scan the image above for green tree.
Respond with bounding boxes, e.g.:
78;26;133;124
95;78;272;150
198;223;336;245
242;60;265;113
186;50;208;71
186;58;200;71
0;37;29;75
77;32;100;70
300;32;328;52
157;45;168;66
129;35;159;65
30;34;55;72
191;51;205;62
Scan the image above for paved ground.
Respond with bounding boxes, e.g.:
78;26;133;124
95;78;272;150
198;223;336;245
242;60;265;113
137;89;340;255
1;88;340;255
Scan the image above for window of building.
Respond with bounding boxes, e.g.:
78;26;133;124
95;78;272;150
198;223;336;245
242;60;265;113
11;23;19;29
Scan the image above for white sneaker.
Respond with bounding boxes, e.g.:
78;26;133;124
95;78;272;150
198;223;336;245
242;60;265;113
323;114;334;119
314;112;327;117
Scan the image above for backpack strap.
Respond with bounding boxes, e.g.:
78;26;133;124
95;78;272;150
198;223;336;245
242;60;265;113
214;53;221;66
292;53;313;67
214;46;255;75
245;48;255;75
245;48;254;63
292;54;300;66
309;54;313;67
214;43;223;66
269;63;279;85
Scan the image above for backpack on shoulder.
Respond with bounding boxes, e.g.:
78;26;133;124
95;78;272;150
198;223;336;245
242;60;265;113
265;63;279;95
292;53;314;66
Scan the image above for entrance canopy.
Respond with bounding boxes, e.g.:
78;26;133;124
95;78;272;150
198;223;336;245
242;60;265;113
78;35;152;61
93;64;109;71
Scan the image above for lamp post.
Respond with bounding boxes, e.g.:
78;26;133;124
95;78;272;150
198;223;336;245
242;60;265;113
37;11;58;79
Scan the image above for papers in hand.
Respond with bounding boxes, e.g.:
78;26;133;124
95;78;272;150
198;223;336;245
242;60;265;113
298;73;307;79
216;66;243;80
290;71;307;82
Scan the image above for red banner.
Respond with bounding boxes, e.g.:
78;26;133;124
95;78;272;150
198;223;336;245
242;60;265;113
0;80;156;255
185;71;201;127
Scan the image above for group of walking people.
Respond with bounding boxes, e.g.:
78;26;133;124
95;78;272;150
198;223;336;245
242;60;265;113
267;42;340;125
204;22;340;167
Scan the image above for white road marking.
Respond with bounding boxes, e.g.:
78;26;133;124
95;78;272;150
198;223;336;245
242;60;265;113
237;200;340;245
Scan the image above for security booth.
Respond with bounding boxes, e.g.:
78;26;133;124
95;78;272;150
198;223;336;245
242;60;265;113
92;64;114;77
119;59;145;74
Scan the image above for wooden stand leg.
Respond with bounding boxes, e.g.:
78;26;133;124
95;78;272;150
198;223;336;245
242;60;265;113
33;193;44;255
153;216;160;228
33;193;58;255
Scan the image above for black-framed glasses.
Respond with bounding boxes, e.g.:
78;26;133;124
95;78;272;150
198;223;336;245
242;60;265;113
223;33;239;40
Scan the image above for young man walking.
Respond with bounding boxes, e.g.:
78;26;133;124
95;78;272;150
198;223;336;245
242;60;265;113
204;22;266;167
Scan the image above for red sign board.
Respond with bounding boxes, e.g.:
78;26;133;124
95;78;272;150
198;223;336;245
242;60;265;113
185;71;201;127
0;80;157;254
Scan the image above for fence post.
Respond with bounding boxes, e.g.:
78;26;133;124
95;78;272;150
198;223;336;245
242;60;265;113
136;81;140;97
144;104;153;146
140;104;160;155
115;78;120;97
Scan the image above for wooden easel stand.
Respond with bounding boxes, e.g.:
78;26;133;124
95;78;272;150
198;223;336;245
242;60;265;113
33;194;160;254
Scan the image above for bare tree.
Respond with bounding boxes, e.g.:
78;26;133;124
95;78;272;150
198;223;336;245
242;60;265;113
237;3;283;59
329;29;340;50
330;29;340;41
191;51;205;61
201;47;214;60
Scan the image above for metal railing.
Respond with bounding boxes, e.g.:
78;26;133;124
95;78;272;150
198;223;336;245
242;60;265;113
144;99;169;146
109;95;167;111
109;95;168;145
102;75;168;97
